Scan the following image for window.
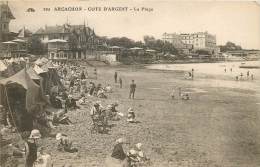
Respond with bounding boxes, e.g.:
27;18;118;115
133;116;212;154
3;24;7;30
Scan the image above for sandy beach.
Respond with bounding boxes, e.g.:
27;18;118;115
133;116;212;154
34;64;260;167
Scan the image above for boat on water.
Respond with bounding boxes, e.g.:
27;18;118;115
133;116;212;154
239;65;260;69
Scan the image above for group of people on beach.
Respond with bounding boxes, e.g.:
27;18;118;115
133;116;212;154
224;67;254;81
0;60;144;167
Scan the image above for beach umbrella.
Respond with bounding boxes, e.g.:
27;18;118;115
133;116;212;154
109;46;121;49
48;39;67;43
146;49;156;52
2;41;17;44
129;47;143;50
12;39;26;43
19;57;26;62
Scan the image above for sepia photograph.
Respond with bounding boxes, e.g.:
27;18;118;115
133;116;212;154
0;0;260;166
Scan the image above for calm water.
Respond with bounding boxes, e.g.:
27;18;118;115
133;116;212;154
147;61;260;92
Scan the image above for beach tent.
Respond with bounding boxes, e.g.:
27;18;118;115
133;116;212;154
0;69;43;112
34;62;64;95
19;57;26;62
0;69;45;131
27;67;41;81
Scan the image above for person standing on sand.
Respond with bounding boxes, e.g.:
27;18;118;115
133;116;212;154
129;80;136;99
25;129;41;167
247;71;250;79
114;72;118;83
119;77;122;88
191;68;194;79
240;73;243;80
179;87;182;97
251;74;254;80
235;76;239;81
94;68;97;79
224;68;226;72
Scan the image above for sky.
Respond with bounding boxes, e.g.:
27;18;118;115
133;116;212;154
6;0;260;49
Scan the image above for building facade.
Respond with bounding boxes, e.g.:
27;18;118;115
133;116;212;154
0;2;15;43
162;31;219;55
34;23;98;61
0;2;28;58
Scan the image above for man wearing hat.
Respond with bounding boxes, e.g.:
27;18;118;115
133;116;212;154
25;129;41;167
129;80;136;99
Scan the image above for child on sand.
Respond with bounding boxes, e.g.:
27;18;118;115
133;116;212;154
127;108;136;123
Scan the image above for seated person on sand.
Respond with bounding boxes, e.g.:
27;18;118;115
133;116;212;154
77;95;88;105
104;84;113;93
105;138;131;167
126;143;149;166
135;143;149;162
88;82;95;96
181;93;190;100
65;95;79;110
34;147;52;167
93;83;102;96
56;133;78;153
50;93;62;109
127;149;139;166
97;89;107;99
111;138;127;161
127;108;136;123
185;72;192;80
106;102;121;121
53;109;72;125
90;102;101;120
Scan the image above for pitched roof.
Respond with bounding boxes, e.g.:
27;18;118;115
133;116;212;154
0;68;39;89
17;28;32;38
34;24;95;36
0;3;15;20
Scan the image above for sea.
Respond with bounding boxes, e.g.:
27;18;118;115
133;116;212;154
146;61;260;92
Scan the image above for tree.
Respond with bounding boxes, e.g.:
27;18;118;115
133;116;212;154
143;35;156;45
195;49;210;55
28;36;46;55
108;37;136;48
219;41;242;52
143;35;178;55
